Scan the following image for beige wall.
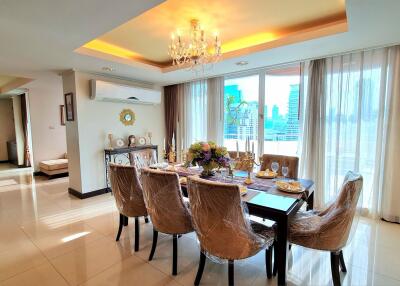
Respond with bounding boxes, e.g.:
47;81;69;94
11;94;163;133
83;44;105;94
23;75;67;170
0;98;16;161
63;71;164;194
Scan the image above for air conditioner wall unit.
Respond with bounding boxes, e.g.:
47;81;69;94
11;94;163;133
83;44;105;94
90;80;161;105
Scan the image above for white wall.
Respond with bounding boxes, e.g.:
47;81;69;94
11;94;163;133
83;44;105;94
23;74;67;170
0;98;16;161
63;71;164;194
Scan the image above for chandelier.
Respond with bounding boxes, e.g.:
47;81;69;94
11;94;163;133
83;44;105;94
168;19;221;69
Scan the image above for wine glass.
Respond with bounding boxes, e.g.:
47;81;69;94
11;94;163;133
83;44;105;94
282;166;289;180
271;162;279;174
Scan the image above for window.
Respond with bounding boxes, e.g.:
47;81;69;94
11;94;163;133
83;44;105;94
264;65;301;156
223;75;259;154
223;64;301;157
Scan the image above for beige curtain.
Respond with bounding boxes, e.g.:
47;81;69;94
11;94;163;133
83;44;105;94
207;77;224;145
299;59;326;208
381;46;400;223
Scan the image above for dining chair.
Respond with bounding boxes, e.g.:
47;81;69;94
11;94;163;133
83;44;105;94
287;171;363;286
260;154;299;178
129;148;157;170
141;167;194;276
109;164;148;252
187;176;275;286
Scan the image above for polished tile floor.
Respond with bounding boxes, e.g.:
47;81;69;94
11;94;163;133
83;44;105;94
0;170;400;286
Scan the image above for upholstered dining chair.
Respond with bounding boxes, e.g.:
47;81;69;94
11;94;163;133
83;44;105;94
129;148;157;170
141;167;194;276
109;164;148;252
287;171;363;286
187;176;275;286
260;154;299;178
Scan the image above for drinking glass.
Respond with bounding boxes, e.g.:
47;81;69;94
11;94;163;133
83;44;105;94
282;166;289;179
271;162;279;173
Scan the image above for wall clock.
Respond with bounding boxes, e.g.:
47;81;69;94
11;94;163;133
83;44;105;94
120;109;135;126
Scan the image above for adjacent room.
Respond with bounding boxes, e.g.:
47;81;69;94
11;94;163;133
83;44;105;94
0;1;399;286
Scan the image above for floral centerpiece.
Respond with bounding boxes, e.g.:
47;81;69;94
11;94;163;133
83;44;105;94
185;141;230;177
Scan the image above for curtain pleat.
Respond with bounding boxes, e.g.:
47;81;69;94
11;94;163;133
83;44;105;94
164;85;178;157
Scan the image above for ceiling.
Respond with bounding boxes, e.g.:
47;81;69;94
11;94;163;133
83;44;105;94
78;0;346;67
0;0;400;86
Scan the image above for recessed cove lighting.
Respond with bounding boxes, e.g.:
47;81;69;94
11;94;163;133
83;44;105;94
236;61;248;66
102;66;115;72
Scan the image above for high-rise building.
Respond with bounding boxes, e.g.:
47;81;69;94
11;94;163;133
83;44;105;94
286;84;300;140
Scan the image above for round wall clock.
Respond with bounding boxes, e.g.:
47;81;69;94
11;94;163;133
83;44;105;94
120;109;135;126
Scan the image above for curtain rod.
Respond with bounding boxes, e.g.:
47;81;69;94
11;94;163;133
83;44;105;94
170;41;400;85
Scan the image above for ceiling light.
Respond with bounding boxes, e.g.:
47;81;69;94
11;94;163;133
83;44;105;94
168;19;221;70
236;61;248;66
102;66;115;72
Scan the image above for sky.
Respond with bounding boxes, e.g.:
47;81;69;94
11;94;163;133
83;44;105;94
225;74;300;116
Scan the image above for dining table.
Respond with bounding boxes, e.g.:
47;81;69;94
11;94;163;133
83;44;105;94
172;165;315;286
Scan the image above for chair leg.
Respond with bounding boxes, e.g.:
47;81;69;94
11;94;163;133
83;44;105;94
144;216;149;223
148;228;158;261
228;260;234;286
330;251;341;286
115;213;124;241
273;244;278;276
265;247;273;278
123;215;128;226
339;250;347;272
134;217;140;252
172;234;178;276
194;251;206;286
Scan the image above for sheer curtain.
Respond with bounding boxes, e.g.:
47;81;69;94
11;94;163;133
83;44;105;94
176;80;207;158
301;46;400;220
207;77;224;145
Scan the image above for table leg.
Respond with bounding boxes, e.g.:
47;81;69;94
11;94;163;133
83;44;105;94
276;216;289;286
307;192;314;211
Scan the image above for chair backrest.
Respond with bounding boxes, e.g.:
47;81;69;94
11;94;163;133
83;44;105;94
187;176;266;260
129;148;157;170
319;171;363;250
260;154;299;178
109;163;147;217
227;151;247;160
141;168;193;234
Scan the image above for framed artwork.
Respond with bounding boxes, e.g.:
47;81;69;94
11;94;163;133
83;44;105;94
64;92;74;121
60;105;65;126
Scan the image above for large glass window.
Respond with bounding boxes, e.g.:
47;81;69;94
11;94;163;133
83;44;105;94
264;65;301;156
223;75;259;154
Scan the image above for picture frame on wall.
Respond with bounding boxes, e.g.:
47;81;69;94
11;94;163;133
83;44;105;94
60;105;65;126
64;92;74;121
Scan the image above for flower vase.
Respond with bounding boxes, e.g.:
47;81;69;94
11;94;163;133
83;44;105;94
200;165;215;178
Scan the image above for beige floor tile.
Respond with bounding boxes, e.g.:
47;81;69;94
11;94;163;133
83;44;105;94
0;239;47;281
50;237;132;285
1;262;68;286
82;255;181;286
26;222;105;259
0;228;30;254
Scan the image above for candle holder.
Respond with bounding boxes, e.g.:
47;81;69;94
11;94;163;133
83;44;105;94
237;152;260;185
168;150;176;163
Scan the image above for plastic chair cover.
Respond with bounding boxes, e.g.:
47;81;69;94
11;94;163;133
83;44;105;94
260;154;299;178
109;163;147;217
129;148;157;170
187;176;274;262
288;171;363;251
141;168;193;235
